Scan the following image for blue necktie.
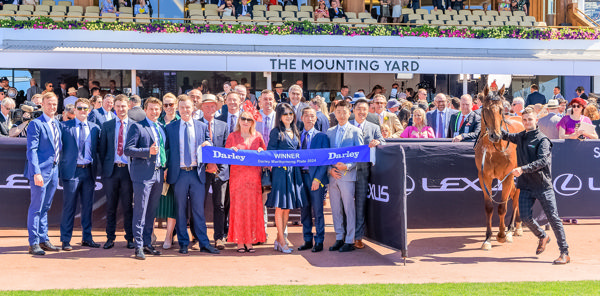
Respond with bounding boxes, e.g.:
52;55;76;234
183;122;192;167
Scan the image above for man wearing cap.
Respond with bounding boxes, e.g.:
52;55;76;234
26;78;43;101
537;99;562;139
0;77;9;93
387;99;401;114
64;88;79;107
274;83;288;103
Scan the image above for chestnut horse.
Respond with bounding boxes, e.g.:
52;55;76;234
474;86;524;250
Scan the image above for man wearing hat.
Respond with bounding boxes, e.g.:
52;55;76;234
537;99;562;139
387;99;401;114
274;83;287;103
64;87;79;107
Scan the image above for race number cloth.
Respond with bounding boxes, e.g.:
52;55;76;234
199;145;372;166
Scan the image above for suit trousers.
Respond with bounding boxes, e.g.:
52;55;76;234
328;176;356;244
27;165;59;246
519;189;569;254
354;163;370;240
60;166;95;243
205;173;229;241
300;173;326;243
132;169;163;249
174;170;210;248
103;166;134;242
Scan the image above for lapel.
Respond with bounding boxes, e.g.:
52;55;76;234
40;116;56;152
193;120;204;146
142;119;155;144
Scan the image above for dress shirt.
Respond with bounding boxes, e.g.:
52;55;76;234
102;107;113;121
336;122;349;148
43;113;60;162
146;117;165;168
301;127;316;170
179;119;197;167
354;119;365;131
260;110;276;144
202;118;214;141
114;118;129;164
228;111;240;132
376;112;384;124
75;118;93;165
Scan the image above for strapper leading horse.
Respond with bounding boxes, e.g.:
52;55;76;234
474;86;524;250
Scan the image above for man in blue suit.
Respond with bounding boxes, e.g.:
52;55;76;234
124;97;166;260
525;84;547;107
58;98;101;251
88;94;115;126
98;95;135;250
200;94;230;250
25;92;62;256
165;95;220;255
297;107;330;253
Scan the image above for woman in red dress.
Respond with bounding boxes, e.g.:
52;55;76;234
225;111;266;253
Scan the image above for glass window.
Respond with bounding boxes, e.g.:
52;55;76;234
156;0;185;21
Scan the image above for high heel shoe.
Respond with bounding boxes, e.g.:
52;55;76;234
274;240;281;251
279;241;292;254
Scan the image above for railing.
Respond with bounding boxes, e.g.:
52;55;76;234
575;7;600;27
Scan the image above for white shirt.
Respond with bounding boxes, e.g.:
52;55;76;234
179;119;197;167
114;118;129;164
102;107;113;121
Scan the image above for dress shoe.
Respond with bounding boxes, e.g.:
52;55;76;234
134;248;146;260
329;240;344;251
151;233;157;245
126;240;135;249
312;243;324;253
354;239;365;249
29;244;45;255
200;245;220;254
62;242;73;251
103;239;115;249
215;239;225;250
339;243;355;252
40;241;60;252
179;247;188;254
297;241;313;251
143;246;161;255
82;240;100;248
553;253;571;264
536;236;551;255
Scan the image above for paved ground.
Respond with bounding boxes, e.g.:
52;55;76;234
1;219;599;291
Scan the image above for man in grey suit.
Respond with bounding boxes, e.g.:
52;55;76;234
288;84;308;129
427;93;458;138
26;78;43;101
537;99;562;139
127;95;146;122
326;100;364;252
350;98;384;249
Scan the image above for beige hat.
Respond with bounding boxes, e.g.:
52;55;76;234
202;94;218;103
68;87;77;94
275;83;283;88
547;99;559;108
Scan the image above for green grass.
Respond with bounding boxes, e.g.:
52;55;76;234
4;281;600;296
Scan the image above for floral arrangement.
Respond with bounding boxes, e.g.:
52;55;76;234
1;17;599;40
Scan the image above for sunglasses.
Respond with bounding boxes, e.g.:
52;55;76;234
240;116;253;122
283;112;294;116
76;106;89;111
164;103;175;107
572;105;583;108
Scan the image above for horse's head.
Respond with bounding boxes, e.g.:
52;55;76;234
481;85;506;143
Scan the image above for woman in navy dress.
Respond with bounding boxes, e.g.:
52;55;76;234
266;103;306;254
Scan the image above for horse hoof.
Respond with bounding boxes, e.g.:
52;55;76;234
481;242;492;250
497;236;506;243
506;233;513;243
515;228;523;236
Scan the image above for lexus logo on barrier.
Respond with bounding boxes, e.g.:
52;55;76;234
368;184;389;202
406;176;415;195
553;174;582;196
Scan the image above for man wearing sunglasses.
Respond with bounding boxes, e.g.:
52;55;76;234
58;98;101;251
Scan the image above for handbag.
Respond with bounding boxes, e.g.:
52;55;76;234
261;168;272;189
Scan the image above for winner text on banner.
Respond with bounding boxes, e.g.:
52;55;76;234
200;145;372;166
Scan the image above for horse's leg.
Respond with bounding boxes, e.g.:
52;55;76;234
480;175;494;250
496;178;511;243
513;188;523;236
501;178;517;243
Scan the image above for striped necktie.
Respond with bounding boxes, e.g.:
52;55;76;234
52;120;59;162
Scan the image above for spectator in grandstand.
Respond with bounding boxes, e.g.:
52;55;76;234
432;0;444;11
378;0;391;22
76;79;89;99
314;1;329;20
511;97;525;115
427;93;458;138
391;0;402;23
236;0;253;17
510;0;528;15
26;78;43;101
552;86;564;100
525;84;546;107
218;0;235;17
328;0;347;21
575;86;588;101
101;0;119;15
448;94;481;142
400;108;434;138
557;97;598;140
115;0;132;10
537;99;562;139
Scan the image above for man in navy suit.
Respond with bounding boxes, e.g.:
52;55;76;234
297;107;330;253
25;92;62;256
426;93;458;138
448;94;481;142
58;98;101;250
215;92;242;134
98;95;135;250
165;95;220;255
309;97;330;132
124;97;167;260
88;94;115;126
525;84;547;107
236;0;253;17
200;94;230;250
328;0;347;21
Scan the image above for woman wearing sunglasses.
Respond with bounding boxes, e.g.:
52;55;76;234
225;110;266;253
557;97;598;140
265;103;306;254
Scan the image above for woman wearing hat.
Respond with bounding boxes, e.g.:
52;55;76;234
557;97;598;140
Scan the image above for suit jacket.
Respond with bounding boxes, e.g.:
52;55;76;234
314;111;330;132
351;119;385;145
88;108;114;127
301;130;330;185
447;111;481;141
201;118;230;181
377;111;404;138
24;115;62;181
349;113;381;127
165;119;211;185
0;113;9;136
427;108;458;138
26;86;43;101
58;119;100;180
274;92;288;103
525;91;547;107
98;118;133;178
124;118;166;183
76;87;89;99
235;2;253;17
128;106;146;122
328;7;347;21
325;123;364;182
537;112;562;139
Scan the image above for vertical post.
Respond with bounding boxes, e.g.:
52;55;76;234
463;75;468;95
264;72;272;90
131;69;137;95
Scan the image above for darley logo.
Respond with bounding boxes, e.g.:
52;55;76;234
328;151;359;160
212;150;245;161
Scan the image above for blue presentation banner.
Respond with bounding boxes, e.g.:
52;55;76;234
200;145;372;167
